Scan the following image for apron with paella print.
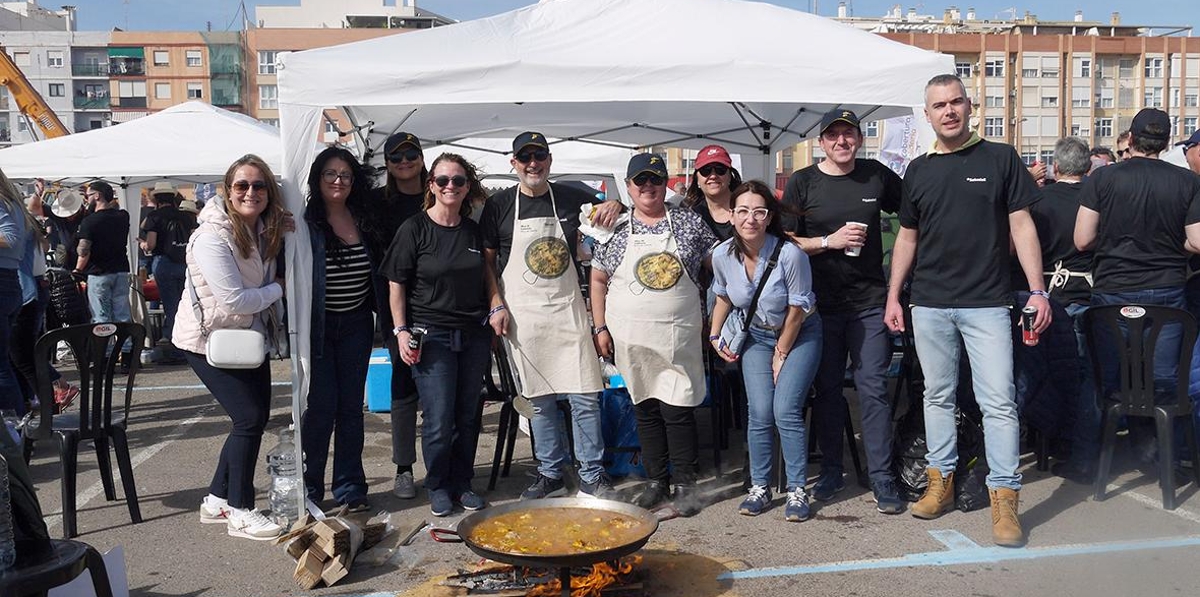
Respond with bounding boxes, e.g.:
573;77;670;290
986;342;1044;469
501;188;604;398
606;210;705;407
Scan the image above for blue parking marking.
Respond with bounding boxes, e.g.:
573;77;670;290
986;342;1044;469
718;532;1200;580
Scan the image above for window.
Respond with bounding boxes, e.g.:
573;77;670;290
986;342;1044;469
118;80;146;98
864;121;878;137
1185;117;1198;136
186;50;202;67
13;52;30;67
186;82;203;99
259;118;280;127
1078;59;1091;78
1144;87;1163;108
1041;68;1059;78
1186;93;1199;108
985;59;1004;77
153;50;169;66
955;62;972;78
1071;87;1090;108
47;50;63;68
1119;59;1136;79
1145;57;1164;79
1021;68;1038;78
1097;118;1113;138
324;120;340;135
1070;123;1090;137
1041;96;1059;108
1020;151;1037;166
47;83;64;97
1040;150;1054;168
258;51;277;75
155;82;171;99
88;119;102;130
986;86;1005;107
17;119;27;133
681;157;695;173
1098;88;1115;108
984;117;1004;137
258;84;277;110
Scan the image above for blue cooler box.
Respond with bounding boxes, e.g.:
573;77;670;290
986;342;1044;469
365;348;392;412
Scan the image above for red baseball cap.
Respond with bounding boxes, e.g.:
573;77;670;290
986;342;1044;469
694;144;732;170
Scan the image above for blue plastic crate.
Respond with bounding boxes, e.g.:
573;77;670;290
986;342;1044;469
365;348;392;412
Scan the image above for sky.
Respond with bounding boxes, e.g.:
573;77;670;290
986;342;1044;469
72;0;1199;32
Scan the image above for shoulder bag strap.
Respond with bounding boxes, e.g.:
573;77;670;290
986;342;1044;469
741;237;787;328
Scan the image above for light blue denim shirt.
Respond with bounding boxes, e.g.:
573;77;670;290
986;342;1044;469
0;199;28;269
711;234;816;329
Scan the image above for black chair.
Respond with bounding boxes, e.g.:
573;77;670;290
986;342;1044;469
1086;305;1200;510
485;342;523;491
24;322;146;538
0;539;113;597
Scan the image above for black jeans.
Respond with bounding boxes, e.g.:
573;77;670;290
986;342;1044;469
633;398;698;485
186;351;273;510
10;279;51;409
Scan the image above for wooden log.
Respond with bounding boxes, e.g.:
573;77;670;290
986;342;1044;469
320;553;350;587
285;532;315;560
293;549;324;590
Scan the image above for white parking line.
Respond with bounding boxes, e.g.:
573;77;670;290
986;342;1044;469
1114;483;1200;526
43;405;213;531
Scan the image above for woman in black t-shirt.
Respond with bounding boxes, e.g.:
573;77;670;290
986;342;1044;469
683;144;743;242
382;153;505;517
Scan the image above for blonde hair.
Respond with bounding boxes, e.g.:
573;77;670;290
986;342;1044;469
0;168;42;246
222;154;286;260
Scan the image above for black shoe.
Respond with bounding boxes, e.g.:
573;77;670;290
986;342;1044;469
670;483;703;517
1051;460;1096;484
520;474;567;500
632;481;670;510
578;476;622;501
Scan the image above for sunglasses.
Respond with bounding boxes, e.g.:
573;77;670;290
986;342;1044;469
1117;148;1129;158
231;180;269;193
387;149;422;163
632;174;665;187
515;149;550;164
321;170;353;184
732;207;770;221
433;175;468;189
697;164;729;177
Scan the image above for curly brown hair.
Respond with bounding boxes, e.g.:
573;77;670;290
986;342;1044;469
222;154;287;260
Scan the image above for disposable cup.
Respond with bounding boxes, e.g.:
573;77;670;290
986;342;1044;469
845;221;868;257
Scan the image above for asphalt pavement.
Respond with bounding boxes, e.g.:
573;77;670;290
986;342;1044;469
22;357;1200;597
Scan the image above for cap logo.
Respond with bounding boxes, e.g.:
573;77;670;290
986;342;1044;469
842;111;852;118
406;134;414;142
531;134;540;140
650;157;660;164
707;148;718;155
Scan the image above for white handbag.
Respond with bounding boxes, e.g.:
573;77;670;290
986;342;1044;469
190;275;267;370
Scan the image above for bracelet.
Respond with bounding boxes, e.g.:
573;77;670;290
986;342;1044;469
820;235;829;249
392;325;409;336
593;325;609;336
774;346;789;358
482;304;506;324
1030;289;1050;299
708;334;720;342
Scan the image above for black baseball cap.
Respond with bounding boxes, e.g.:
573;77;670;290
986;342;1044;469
819;108;862;135
512;131;549;153
1175;129;1200;149
1130;108;1171;141
626;153;668;179
384;132;422;157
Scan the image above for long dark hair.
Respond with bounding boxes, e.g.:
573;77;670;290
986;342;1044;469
424;153;487;218
304;146;373;258
728;180;788;258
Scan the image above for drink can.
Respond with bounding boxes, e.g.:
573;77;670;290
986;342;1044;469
408;326;427;359
1021;306;1039;346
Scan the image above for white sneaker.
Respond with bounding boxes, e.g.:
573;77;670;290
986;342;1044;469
199;495;231;524
226;507;283;540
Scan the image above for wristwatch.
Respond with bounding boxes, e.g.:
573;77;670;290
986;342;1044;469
392;325;409;336
820;235;829;249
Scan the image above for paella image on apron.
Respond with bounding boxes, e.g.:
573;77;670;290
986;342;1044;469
524;235;571;280
633;251;684;291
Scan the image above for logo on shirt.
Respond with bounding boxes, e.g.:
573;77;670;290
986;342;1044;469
861;197;877;203
966;177;988;183
467;248;481;254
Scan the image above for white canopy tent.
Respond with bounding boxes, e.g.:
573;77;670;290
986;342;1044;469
276;0;954;421
0;101;285;262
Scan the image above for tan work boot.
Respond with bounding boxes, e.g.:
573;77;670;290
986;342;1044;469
990;488;1026;547
911;468;955;519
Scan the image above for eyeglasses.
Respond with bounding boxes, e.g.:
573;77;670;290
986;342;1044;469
387;149;422;164
697;164;729;177
433;175;468;189
321;170;354;184
231;180;269;193
515;149;550;164
631;174;665;187
732;207;770;221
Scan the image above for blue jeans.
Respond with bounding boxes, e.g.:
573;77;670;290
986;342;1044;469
410;326;492;494
812;307;895;484
1064;302;1101;465
87;272;131;324
152;256;186;343
911;306;1021;490
0;269;23;413
302;307;373;504
741;314;823;489
530;392;605;484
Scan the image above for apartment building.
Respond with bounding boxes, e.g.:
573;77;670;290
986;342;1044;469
254;0;453;30
0;30;110;144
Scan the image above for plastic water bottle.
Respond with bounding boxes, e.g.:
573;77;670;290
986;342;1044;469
599;357;624;388
266;426;300;528
0;453;15;570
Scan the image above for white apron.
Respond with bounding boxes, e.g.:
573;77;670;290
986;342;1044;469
605;211;705;407
501;188;604;398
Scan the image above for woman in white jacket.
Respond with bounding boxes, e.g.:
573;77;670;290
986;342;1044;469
174;154;290;541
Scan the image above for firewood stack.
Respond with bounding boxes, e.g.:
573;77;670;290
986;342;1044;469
278;513;389;589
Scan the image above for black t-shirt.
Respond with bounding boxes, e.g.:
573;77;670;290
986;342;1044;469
364;186;425;261
41;205;82;268
1029;181;1092;305
140;205;197;259
781;159;902;312
382;212;488;330
76;208;131;274
1079;157;1200;293
481;182;600;274
689;199;735;241
899;139;1040;308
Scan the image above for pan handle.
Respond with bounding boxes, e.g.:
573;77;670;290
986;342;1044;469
429;527;464;543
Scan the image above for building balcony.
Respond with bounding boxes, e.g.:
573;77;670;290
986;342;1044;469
112;96;147;109
109;61;144;76
72;63;111;77
74;96;110;110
